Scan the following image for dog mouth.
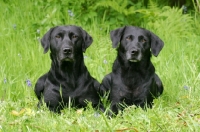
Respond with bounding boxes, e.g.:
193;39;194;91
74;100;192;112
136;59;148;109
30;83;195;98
62;57;73;62
59;55;74;62
126;52;142;62
128;59;140;62
62;56;74;61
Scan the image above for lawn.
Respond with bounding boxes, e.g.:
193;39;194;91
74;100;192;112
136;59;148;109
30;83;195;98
0;0;200;131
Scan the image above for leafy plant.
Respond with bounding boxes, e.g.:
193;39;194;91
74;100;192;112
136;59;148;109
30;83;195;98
32;0;147;31
140;2;194;40
192;0;200;13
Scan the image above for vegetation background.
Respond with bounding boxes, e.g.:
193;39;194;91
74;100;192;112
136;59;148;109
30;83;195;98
0;0;200;131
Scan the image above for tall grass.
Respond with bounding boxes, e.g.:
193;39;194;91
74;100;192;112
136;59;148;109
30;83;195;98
0;0;199;131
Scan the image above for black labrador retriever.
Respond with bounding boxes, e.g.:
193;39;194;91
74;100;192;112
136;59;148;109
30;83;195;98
34;25;104;113
100;26;164;115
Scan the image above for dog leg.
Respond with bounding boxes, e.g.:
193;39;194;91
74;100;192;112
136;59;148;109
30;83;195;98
99;73;112;96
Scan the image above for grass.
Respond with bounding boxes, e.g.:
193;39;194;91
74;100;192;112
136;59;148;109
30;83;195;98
0;0;200;131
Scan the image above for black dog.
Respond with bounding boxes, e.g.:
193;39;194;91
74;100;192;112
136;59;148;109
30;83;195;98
34;25;104;113
100;26;164;115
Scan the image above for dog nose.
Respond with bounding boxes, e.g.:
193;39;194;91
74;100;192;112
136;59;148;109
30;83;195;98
131;49;139;55
63;48;72;54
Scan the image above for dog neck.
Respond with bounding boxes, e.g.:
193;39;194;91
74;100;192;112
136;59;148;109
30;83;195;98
112;54;155;88
49;53;87;79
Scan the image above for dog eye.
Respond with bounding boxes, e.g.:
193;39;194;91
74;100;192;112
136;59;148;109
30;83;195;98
72;35;78;39
55;35;61;39
126;36;131;40
141;39;146;43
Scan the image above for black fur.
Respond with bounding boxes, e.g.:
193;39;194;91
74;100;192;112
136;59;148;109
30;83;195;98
100;26;164;115
34;25;104;113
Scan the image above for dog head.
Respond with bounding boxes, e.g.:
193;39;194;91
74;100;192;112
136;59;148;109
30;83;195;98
40;25;93;62
110;26;164;62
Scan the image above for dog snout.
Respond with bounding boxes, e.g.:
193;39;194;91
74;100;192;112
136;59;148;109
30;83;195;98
126;48;142;62
131;49;139;56
63;48;72;55
60;47;73;61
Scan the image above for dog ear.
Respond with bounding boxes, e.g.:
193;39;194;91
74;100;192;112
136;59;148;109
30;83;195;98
110;26;126;48
80;27;93;52
149;31;164;57
41;27;55;54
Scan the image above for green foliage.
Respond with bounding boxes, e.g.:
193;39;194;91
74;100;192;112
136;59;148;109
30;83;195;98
139;2;194;40
31;0;199;33
31;0;147;30
192;0;200;13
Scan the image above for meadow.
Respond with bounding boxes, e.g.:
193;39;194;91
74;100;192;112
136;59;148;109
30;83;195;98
0;0;200;131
